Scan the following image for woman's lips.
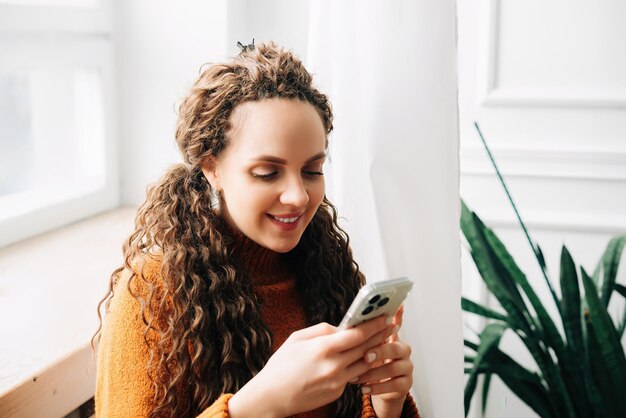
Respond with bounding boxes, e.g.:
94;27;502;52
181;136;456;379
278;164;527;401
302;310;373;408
266;212;304;231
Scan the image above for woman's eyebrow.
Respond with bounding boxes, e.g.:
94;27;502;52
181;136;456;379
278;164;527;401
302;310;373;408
306;152;327;162
250;152;327;165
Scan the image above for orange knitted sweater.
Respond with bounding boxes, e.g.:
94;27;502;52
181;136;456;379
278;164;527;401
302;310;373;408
95;232;420;417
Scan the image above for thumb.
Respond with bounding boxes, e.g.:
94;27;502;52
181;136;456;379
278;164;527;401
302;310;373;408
389;305;404;342
288;322;337;342
393;305;404;326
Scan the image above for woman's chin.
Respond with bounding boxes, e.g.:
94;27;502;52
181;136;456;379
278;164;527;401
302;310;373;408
258;232;304;253
265;240;299;254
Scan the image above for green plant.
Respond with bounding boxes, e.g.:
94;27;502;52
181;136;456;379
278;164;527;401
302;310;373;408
461;123;626;418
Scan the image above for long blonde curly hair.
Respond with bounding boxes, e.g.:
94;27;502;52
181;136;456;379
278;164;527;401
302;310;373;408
93;42;365;417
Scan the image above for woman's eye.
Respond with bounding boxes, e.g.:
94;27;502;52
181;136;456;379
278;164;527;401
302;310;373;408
251;168;324;181
251;171;277;180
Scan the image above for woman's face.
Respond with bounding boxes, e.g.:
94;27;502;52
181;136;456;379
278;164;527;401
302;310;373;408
202;98;327;253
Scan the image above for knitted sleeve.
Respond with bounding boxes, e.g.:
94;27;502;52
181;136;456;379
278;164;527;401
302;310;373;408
196;394;234;418
95;266;161;417
94;260;236;418
361;393;421;418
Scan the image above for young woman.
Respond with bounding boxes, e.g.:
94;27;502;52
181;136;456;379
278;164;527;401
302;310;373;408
93;42;420;418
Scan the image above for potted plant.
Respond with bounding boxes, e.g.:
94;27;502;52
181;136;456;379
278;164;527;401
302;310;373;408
462;124;626;418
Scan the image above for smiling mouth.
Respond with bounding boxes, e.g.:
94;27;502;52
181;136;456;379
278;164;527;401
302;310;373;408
270;214;302;224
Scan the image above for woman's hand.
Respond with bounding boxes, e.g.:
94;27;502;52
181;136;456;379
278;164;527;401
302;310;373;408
228;315;396;418
355;306;414;418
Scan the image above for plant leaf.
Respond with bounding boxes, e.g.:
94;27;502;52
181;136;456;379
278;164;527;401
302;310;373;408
535;243;547;271
473;122;561;313
464;323;508;417
461;202;528;317
460;203;534;341
585;313;613;418
462;297;509;323
560;246;583;355
472;345;556;418
465;354;477;364
559;246;592;416
598;236;626;307
481;373;491;418
615;284;626;337
581;267;626;416
465;339;479;351
461;201;575;417
480;220;579;417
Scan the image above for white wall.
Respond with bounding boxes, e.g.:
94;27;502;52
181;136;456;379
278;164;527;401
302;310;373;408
115;0;228;205
458;1;626;417
226;0;311;59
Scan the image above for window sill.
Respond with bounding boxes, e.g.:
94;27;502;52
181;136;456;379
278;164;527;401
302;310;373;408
0;207;136;417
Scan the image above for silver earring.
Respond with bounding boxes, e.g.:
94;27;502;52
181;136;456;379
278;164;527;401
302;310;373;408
210;188;222;213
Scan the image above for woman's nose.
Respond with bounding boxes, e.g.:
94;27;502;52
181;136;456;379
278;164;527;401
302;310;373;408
279;175;309;208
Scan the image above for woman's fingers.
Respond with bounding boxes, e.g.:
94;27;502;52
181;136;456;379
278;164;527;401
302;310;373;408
289;315;389;345
288;322;337;341
358;340;413;396
323;315;388;352
343;357;376;383
350;341;412;384
370;340;411;365
361;375;413;396
353;357;413;385
340;322;397;365
388;305;404;343
394;305;404;327
346;338;404;383
286;317;399;388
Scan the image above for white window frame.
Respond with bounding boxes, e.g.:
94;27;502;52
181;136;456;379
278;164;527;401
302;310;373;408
0;0;119;248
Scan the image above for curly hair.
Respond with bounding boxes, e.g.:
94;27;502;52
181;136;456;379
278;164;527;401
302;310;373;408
93;42;365;417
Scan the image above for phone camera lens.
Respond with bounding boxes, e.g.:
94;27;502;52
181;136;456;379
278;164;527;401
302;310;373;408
368;295;381;304
362;306;374;315
377;297;390;307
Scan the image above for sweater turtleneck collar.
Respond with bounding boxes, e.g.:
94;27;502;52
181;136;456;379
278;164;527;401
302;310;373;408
226;226;294;286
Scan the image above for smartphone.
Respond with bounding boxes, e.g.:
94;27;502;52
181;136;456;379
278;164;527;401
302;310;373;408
339;276;413;329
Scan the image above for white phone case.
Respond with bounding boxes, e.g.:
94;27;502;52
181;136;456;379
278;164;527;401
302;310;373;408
339;276;413;329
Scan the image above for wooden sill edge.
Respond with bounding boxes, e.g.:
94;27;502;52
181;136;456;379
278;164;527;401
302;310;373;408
0;342;98;418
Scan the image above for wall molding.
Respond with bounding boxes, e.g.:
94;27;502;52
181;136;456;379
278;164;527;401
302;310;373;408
466;210;626;235
478;0;626;108
481;88;626;109
461;145;626;182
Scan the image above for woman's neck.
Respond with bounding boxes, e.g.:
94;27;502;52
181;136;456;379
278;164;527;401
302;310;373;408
226;227;293;285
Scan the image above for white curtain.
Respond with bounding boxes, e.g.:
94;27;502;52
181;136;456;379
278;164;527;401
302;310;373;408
305;1;463;417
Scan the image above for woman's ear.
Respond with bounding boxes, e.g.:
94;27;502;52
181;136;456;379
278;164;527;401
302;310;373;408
201;156;222;191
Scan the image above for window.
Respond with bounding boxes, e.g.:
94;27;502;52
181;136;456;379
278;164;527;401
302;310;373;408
0;0;118;247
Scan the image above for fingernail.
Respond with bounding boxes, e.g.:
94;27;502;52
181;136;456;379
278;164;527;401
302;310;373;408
366;352;377;363
391;325;400;334
362;386;371;394
349;377;359;383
